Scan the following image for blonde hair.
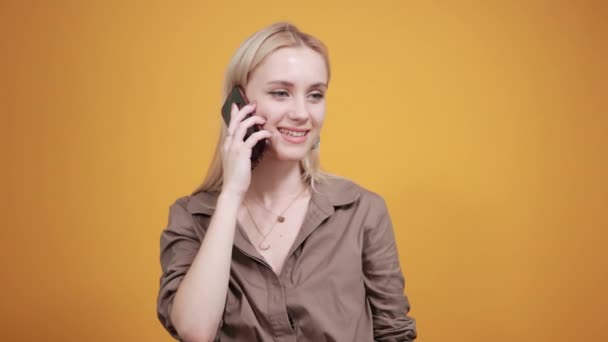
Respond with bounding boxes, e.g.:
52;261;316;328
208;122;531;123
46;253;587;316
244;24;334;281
192;22;335;196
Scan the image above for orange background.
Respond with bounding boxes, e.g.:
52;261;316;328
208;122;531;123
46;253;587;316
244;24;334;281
2;1;607;341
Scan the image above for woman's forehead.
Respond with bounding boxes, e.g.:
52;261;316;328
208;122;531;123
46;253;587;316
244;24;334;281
252;47;327;84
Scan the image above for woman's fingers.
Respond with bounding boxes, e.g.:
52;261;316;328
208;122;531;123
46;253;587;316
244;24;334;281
227;102;256;136
234;115;266;142
244;130;272;149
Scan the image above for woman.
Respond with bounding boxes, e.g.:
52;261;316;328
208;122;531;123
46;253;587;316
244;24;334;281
157;22;417;341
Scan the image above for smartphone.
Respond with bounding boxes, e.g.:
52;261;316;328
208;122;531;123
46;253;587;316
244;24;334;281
221;86;267;167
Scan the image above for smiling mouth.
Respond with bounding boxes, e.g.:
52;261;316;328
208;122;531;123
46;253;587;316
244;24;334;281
277;128;310;137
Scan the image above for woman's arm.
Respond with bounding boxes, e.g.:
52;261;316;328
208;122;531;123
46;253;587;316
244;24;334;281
157;191;242;342
362;195;417;341
158;101;270;341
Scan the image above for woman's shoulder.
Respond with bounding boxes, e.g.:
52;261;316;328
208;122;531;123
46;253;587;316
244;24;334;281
316;174;388;210
168;190;220;217
162;191;219;239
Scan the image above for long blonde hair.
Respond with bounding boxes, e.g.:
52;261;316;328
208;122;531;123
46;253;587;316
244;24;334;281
192;22;335;196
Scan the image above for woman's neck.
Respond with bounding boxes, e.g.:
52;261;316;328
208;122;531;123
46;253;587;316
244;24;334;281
248;157;308;205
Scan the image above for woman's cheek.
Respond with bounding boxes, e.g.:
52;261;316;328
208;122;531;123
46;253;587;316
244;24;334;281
258;107;284;122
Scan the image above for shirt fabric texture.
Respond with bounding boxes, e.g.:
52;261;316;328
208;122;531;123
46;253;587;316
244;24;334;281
157;176;417;341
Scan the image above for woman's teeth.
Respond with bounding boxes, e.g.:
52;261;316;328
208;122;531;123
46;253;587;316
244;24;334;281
278;128;308;137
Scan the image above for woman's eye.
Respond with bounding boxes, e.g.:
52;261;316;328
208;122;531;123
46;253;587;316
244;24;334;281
310;92;324;100
270;91;289;97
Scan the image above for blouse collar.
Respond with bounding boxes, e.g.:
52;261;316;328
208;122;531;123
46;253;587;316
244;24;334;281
186;176;360;216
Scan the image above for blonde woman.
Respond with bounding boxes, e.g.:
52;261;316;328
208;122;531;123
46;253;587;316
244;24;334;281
157;22;417;341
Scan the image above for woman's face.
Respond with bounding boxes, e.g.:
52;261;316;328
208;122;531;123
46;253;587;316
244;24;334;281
245;46;328;162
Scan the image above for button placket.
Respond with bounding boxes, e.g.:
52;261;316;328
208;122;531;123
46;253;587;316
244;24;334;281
267;272;296;339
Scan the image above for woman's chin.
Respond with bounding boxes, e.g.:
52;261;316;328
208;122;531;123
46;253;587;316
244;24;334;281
266;147;310;162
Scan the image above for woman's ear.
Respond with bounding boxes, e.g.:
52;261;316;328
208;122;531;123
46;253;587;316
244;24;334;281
311;136;320;150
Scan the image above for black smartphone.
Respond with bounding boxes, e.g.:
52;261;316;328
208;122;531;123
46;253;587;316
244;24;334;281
221;86;267;167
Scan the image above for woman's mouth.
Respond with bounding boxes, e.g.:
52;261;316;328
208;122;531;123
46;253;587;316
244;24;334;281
277;127;310;144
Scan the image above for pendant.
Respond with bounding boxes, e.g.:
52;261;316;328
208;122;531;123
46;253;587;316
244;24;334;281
277;216;285;223
259;240;271;250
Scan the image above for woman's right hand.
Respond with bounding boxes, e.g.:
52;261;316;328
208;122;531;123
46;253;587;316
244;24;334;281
221;101;272;198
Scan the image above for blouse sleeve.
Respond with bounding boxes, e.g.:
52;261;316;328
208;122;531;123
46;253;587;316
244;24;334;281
362;195;417;341
156;197;203;341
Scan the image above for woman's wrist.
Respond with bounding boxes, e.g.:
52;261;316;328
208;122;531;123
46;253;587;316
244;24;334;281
217;189;245;209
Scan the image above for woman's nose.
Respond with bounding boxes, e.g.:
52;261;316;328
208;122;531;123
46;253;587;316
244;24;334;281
287;97;309;121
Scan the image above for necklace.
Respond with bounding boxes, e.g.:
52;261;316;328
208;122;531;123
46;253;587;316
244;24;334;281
244;186;308;250
250;186;308;223
252;196;287;223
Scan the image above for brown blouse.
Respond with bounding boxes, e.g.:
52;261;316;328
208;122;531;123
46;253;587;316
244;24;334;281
157;177;417;341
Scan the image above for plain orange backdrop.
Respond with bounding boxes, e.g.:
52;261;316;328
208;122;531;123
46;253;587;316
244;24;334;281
2;1;607;341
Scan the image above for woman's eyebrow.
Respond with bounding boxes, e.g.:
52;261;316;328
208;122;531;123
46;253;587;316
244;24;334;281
266;80;327;90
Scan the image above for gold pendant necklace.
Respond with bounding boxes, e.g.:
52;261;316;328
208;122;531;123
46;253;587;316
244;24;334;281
244;186;308;250
251;197;285;223
250;186;308;223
